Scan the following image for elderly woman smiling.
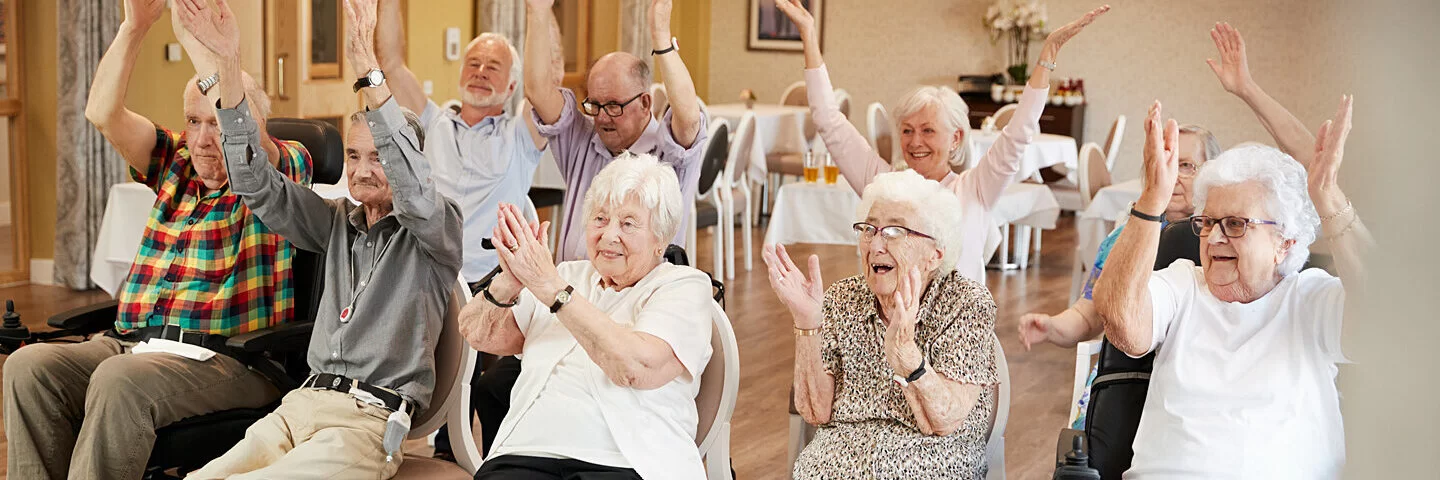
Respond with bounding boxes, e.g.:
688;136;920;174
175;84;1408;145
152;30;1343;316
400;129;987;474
1095;98;1371;478
764;171;1000;479
459;153;714;480
773;0;1109;281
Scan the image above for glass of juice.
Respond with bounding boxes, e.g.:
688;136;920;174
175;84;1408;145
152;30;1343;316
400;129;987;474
803;152;819;183
823;153;839;184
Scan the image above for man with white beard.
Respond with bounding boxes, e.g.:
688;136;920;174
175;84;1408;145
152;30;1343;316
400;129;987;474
376;0;546;288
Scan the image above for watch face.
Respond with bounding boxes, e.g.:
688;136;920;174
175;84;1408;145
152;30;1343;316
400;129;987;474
556;290;571;303
367;69;385;86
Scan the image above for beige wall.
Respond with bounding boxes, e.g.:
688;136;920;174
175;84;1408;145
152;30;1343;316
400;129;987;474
405;0;475;104
708;0;1349;181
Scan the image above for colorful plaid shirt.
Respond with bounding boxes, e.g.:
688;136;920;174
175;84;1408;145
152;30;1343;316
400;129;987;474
115;126;311;336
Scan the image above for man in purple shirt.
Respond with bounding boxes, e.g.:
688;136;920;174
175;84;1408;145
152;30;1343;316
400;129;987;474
524;0;708;262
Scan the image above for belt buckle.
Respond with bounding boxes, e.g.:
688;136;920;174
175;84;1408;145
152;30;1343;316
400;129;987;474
331;376;343;389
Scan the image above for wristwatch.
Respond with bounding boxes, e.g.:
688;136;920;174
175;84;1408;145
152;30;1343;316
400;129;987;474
196;72;221;96
652;37;678;56
549;285;574;314
1130;207;1165;223
352;68;386;92
891;358;928;387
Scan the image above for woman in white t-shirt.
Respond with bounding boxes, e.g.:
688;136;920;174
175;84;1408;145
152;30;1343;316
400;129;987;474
459;153;714;480
1095;98;1370;479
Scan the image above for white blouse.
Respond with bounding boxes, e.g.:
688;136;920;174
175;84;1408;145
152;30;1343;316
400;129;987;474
487;261;714;479
1126;260;1347;479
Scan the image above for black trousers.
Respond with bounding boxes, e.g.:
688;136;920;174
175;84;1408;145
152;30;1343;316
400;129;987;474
474;455;642;480
434;355;523;456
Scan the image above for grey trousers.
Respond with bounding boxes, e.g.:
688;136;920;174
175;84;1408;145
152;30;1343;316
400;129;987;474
3;335;280;480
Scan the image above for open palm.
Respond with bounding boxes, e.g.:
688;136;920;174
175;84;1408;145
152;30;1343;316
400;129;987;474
1310;95;1353;198
774;0;816;36
174;0;239;59
1206;22;1253;95
761;244;824;329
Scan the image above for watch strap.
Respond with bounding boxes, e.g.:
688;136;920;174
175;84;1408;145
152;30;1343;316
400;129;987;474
549;285;575;314
482;287;517;308
905;358;927;383
652;37;678;55
197;72;221;96
1130;207;1165;223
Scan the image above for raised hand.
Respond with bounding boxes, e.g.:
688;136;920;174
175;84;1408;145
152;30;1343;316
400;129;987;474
883;266;925;375
123;0;165;29
1138;100;1181;213
343;0;381;77
1206;22;1254;97
1309;95;1353;216
1018;313;1052;351
1037;4;1110;63
174;0;240;60
493;203;561;300
761;244;824;329
773;0;817;39
650;0;674;47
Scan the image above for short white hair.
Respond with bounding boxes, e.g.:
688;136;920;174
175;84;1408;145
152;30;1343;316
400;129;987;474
466;33;523;98
891;85;972;168
1192;144;1319;276
855;170;965;273
582;152;683;250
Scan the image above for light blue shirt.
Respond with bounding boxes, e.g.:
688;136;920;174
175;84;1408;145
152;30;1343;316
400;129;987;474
422;101;543;282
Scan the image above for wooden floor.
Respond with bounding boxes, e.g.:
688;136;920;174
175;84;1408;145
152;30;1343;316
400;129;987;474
0;218;1082;479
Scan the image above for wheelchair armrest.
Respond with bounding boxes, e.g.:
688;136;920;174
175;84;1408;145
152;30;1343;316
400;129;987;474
46;300;119;334
1057;428;1085;467
226;322;314;353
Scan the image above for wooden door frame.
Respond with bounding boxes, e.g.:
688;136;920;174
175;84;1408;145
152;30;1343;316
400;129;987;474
0;0;29;285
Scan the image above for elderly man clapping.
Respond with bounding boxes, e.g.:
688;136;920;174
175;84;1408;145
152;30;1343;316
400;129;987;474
1095;98;1370;479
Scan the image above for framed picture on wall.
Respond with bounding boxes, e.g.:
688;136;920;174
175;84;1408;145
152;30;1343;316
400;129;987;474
748;0;822;51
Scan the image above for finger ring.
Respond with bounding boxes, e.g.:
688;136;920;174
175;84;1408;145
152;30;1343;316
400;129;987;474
507;243;518;252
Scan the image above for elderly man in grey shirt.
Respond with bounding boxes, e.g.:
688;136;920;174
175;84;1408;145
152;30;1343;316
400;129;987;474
176;0;461;477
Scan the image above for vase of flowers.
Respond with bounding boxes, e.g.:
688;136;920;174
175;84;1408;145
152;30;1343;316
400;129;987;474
984;1;1048;85
739;89;758;109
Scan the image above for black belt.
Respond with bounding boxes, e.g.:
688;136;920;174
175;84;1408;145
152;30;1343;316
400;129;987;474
303;373;413;417
107;325;235;357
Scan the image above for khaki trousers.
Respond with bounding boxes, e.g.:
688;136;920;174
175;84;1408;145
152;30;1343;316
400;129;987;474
186;388;403;480
3;335;280;480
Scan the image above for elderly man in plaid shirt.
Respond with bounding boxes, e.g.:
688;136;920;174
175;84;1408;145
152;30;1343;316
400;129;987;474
2;1;310;479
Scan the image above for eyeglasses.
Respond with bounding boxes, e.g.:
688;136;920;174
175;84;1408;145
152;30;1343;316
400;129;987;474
580;92;645;117
853;223;935;242
1178;161;1200;178
1189;215;1280;239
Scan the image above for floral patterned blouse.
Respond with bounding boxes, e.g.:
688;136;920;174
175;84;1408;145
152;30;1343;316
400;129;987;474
794;269;1000;479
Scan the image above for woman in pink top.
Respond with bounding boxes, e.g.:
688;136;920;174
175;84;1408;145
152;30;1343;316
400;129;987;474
775;0;1110;281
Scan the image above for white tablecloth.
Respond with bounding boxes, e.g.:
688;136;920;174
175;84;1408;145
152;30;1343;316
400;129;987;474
1075;178;1144;269
968;132;1078;179
90;181;356;296
763;182;859;246
994;182;1062;230
707;103;811;181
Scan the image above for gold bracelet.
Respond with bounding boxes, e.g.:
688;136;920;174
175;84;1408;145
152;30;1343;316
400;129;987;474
794;326;821;337
1324;212;1361;242
1320;200;1354;223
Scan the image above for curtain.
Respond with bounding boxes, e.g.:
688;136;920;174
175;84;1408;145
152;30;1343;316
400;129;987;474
53;0;124;290
620;0;651;64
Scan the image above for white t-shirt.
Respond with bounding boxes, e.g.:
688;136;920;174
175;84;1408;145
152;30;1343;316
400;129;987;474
1125;260;1348;480
487;261;714;479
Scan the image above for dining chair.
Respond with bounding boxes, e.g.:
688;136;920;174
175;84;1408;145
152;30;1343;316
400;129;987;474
834;88;852;119
1103;115;1126;172
691;119;731;278
722;112;760;279
650;83;670;121
1066;143;1113;303
992;103;1020;130
779;80;807;107
866;102;899;166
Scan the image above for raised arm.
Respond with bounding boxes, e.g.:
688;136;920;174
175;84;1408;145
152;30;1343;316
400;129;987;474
524;0;565;125
1207;22;1316;167
1309;95;1371;290
372;0;428;114
649;0;701;148
970;5;1109;208
1095;102;1178;357
775;0;888;195
85;0;166;173
178;0;336;251
761;244;836;425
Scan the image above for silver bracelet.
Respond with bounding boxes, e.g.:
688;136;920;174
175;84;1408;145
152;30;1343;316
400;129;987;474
1037;60;1057;71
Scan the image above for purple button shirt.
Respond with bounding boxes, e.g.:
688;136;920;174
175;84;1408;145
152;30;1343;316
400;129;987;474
534;89;708;262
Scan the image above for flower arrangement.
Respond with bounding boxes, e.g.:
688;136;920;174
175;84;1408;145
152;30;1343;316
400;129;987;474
739;88;758;109
984;1;1048;85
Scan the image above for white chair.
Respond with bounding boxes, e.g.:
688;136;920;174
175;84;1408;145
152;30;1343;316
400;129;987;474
1102;115;1126;172
866;102;899;167
650;83;669;120
986;333;1012;480
696;300;740;479
689;119;731;278
833;88;852;119
721;112;760;279
992;103;1020;130
393;275;480;479
778;80;807;107
1069;338;1104;427
1066;143;1113;303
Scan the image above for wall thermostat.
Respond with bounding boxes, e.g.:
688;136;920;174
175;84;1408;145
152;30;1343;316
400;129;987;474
445;28;461;61
165;43;183;63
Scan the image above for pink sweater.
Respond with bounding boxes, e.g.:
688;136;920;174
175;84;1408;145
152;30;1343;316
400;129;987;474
805;65;1048;282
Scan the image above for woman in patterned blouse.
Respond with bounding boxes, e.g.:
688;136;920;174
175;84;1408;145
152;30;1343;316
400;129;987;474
762;170;1001;479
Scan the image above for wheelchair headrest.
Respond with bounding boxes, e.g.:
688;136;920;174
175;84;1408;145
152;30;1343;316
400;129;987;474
266;118;345;185
663;244;690;267
1155;221;1201;270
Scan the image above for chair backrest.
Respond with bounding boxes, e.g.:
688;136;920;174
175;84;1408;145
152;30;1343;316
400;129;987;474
698;119;731;197
1155;220;1201;269
834;89;852;119
695;300;740;460
866;102;897;164
1077;142;1112;210
985;333;1011;479
408;275;474;439
724;112;758;187
650;83;670;121
779;80;807;106
267;118;345;185
992;103;1020;130
1103;115;1126;172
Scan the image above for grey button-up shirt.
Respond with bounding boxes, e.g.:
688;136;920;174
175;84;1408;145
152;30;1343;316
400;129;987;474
219;97;464;414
